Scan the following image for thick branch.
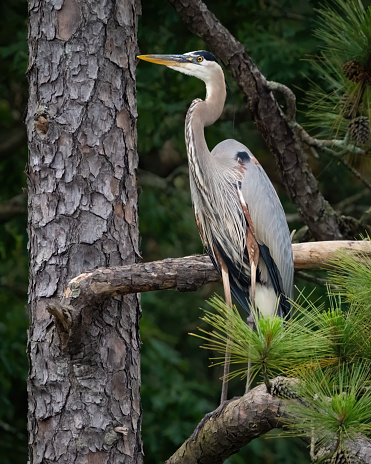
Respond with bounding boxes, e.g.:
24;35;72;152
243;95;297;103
166;380;371;464
168;0;343;240
47;240;370;348
63;241;369;301
166;383;283;464
64;254;219;300
292;240;371;269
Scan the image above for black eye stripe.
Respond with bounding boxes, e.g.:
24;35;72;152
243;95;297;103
195;51;218;62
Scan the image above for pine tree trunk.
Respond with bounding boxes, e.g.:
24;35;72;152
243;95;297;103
26;0;142;462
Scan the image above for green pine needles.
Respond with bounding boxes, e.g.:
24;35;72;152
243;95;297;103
192;295;333;391
305;0;371;146
286;364;371;453
192;242;371;456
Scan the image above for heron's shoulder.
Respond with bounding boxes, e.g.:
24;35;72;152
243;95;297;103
211;139;256;162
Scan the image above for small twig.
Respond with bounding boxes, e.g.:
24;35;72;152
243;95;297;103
290;122;371;191
46;300;73;331
267;81;296;121
290;121;365;156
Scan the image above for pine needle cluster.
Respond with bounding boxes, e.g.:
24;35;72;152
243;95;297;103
192;295;333;388
285;365;371;451
304;0;371;147
192;243;371;456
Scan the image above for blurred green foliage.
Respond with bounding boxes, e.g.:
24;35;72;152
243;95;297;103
1;0;371;463
0;0;28;462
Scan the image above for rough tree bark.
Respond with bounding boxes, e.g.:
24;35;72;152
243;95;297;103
26;0;143;462
168;0;366;241
166;381;371;464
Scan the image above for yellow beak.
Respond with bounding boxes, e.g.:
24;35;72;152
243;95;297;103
137;54;192;67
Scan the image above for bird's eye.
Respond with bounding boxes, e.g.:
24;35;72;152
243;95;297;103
197;56;203;62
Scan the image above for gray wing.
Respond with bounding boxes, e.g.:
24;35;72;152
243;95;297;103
239;148;294;300
212;140;294;302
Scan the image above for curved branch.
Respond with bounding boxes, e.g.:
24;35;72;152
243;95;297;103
166;383;283;464
267;80;296;121
168;0;343;240
166;380;371;464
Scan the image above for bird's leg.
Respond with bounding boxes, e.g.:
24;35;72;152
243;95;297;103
245;313;255;393
245;231;259;394
214;247;232;404
220;262;232;404
250;261;257;307
245;263;256;394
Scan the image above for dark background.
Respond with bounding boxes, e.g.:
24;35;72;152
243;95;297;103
1;0;370;462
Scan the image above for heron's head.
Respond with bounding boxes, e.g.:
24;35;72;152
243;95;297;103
137;50;222;84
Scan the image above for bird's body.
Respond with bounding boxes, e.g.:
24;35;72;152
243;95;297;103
195;137;293;317
138;50;293;317
138;50;294;399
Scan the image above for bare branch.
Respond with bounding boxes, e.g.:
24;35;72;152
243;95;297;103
47;241;368;347
64;255;219;300
267;81;296;121
290;121;365;156
165;379;371;464
292;240;371;269
60;241;370;305
166;383;283;464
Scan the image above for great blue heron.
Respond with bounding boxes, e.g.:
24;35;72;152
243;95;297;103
138;50;294;402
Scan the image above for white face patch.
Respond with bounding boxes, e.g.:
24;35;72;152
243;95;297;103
168;60;219;84
167;63;197;77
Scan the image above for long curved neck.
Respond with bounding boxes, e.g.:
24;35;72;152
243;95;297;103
185;69;226;192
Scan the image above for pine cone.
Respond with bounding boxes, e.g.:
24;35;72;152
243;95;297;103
339;94;354;119
323;449;349;464
343;61;365;82
271;378;298;399
349;116;370;145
